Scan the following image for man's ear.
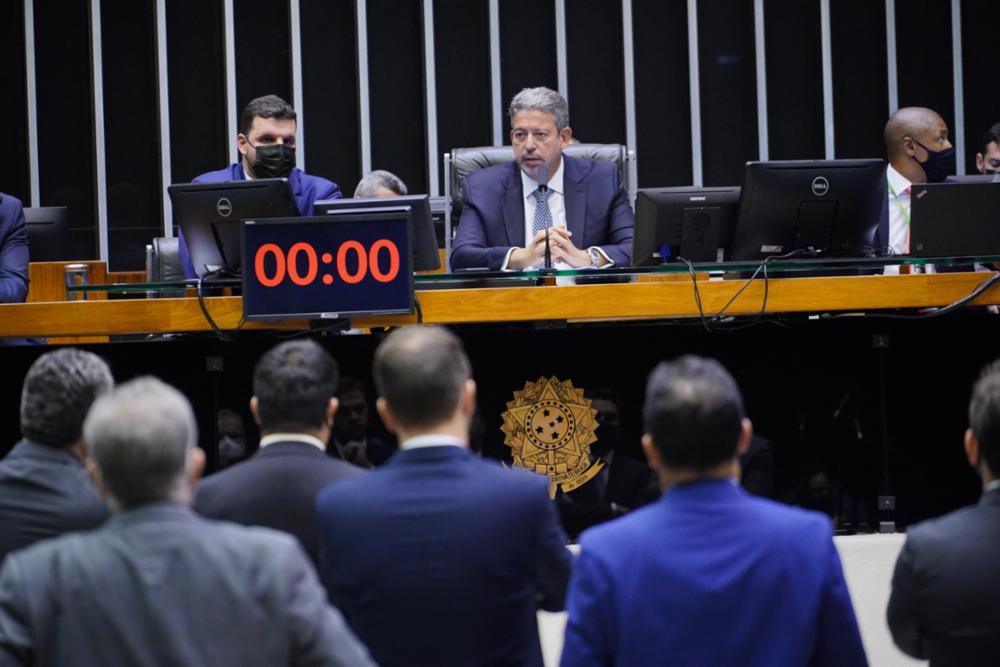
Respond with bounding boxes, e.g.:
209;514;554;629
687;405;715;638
976;153;986;173
461;379;477;417
375;397;398;435
249;396;261;426
737;418;754;456
559;127;573;148
187;447;206;488
965;428;981;468
86;458;109;500
641;434;662;470
903;136;916;157
237;133;249;157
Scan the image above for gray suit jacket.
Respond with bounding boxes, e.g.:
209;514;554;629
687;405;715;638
888;487;1000;666
0;440;108;562
0;502;375;667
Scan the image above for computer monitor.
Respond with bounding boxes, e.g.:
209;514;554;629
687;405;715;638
23;206;70;261
631;187;740;265
167;178;298;277
314;195;441;271
731;159;886;260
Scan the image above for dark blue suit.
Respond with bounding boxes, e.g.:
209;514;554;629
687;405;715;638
0;194;29;303
315;445;573;667
178;164;342;278
561;479;867;667
450;155;634;270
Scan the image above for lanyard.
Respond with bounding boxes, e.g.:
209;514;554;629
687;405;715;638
886;179;910;228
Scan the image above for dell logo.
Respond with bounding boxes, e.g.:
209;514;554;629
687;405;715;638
217;197;232;217
811;177;829;197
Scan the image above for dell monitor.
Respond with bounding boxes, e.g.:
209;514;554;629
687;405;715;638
23;206;71;261
632;187;741;265
167;178;298;277
314;194;441;271
731;159;886;260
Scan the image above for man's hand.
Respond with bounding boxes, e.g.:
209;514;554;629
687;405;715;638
507;228;590;269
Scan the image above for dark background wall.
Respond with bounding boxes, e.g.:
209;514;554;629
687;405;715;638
2;0;998;269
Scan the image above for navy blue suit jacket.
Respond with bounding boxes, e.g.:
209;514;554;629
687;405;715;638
179;164;342;278
0;194;29;303
450;155;634;270
315;445;573;667
561;479;867;667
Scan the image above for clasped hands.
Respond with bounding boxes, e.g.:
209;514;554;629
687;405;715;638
507;227;590;269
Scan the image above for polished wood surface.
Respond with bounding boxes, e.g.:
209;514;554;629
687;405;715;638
2;271;998;339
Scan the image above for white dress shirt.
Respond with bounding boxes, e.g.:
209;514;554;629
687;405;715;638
258;433;326;451
399;434;466;450
885;164;936;275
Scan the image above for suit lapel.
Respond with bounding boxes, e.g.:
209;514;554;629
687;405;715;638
563;156;587;240
502;164;526;247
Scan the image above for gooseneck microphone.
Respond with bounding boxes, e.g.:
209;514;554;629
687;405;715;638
536;165;551;270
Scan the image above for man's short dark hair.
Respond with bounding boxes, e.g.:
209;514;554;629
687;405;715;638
968;360;1000;476
20;348;114;448
253;340;339;433
981;123;1000;155
373;326;471;429
643;356;745;470
239;94;297;137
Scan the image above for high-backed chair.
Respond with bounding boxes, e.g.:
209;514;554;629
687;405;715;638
442;143;635;269
145;236;186;297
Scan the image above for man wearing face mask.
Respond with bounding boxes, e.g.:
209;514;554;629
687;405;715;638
878;107;955;273
178;95;342;278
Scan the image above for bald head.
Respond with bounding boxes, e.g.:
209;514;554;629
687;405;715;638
884;107;945;159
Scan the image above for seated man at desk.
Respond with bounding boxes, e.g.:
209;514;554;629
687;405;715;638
976;123;1000;176
0;193;28;303
450;87;633;271
178;95;342;277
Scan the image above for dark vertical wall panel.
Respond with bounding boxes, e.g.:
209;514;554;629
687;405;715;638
101;0;161;270
434;0;491;181
0;2;29;204
34;0;96;259
633;0;691;187
565;0;625;144
234;0;292;111
698;0;758;186
831;0;887;159
499;0;558;138
764;0;824;160
301;0;359;190
367;0;427;194
960;0;1000;174
166;0;227;183
896;0;953;131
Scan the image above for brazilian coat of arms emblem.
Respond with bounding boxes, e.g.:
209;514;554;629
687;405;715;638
501;376;603;498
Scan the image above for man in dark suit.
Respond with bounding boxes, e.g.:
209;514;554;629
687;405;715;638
0;376;374;667
0;193;28;303
178;94;342;277
450;86;633;271
561;356;867;667
316;326;572;667
887;359;1000;665
0;348;112;562
195;339;364;566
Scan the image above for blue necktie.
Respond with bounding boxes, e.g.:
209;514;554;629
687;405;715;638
531;188;553;267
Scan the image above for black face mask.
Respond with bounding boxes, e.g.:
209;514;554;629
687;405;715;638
249;143;296;179
913;140;956;183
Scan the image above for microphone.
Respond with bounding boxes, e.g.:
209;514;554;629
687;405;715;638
536;165;551;270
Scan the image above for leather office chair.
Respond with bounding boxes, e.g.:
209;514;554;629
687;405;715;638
442;143;635;270
145;237;186;298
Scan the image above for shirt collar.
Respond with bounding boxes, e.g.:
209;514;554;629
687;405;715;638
520;157;565;199
258;433;326;451
985;479;1000;494
887;163;911;196
399;434;466;451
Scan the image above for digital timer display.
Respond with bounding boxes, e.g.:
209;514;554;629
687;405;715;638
241;211;414;321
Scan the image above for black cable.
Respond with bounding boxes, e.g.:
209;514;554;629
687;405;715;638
196;271;245;341
679;258;711;333
414;298;424;324
822;270;1000;321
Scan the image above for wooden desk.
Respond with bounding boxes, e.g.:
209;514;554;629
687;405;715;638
1;272;998;339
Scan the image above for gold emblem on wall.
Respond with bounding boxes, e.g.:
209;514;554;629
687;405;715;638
501;377;602;498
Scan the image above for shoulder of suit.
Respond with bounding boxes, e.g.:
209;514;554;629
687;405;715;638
905;502;985;547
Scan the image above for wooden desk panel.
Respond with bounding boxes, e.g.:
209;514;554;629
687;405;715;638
1;272;998;339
